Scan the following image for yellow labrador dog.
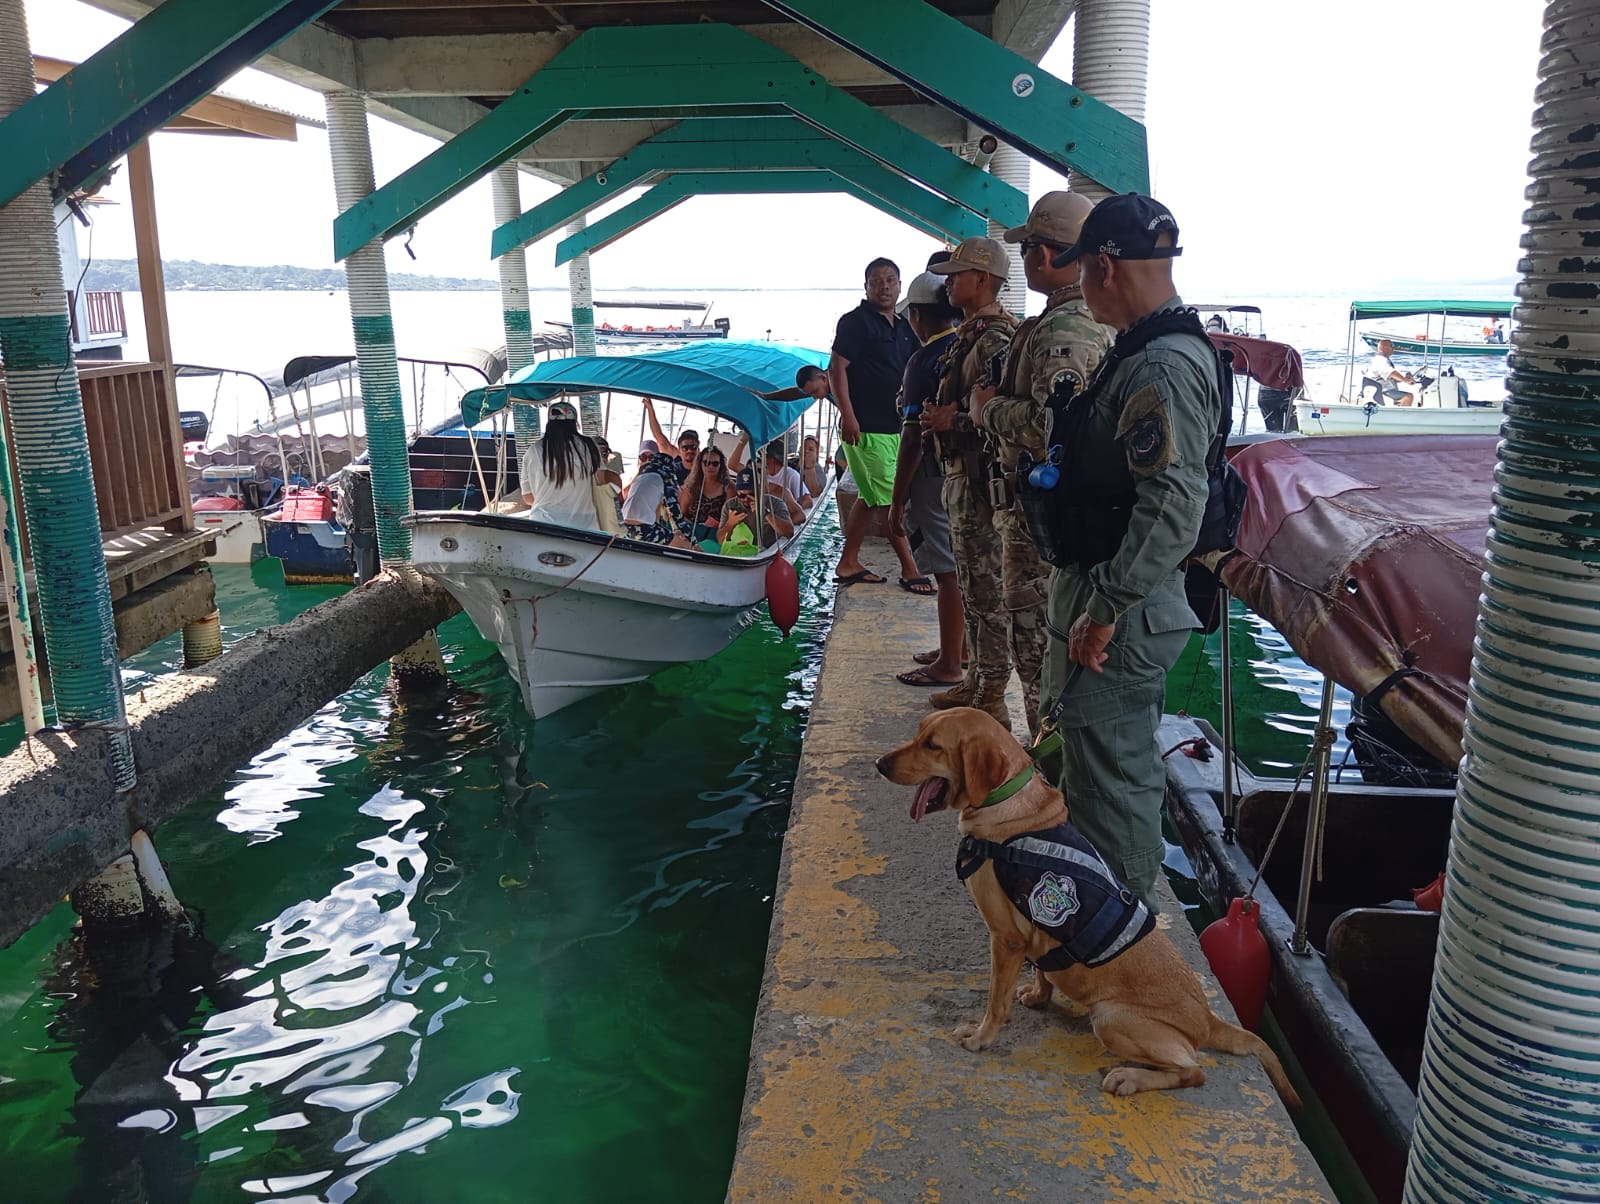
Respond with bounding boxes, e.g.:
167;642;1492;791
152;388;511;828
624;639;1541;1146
876;707;1299;1108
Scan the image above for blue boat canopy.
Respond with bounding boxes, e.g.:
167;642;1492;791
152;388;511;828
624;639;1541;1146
1349;299;1515;321
461;340;829;448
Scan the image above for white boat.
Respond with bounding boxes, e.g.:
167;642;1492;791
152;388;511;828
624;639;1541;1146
409;509;817;717
406;340;832;718
1293;397;1504;436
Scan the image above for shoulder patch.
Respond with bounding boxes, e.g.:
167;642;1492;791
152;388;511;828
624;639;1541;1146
1116;383;1176;475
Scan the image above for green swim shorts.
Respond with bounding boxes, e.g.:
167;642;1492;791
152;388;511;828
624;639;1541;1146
842;432;900;509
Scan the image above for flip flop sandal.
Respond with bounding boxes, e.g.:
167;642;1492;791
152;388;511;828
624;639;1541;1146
912;650;969;667
898;576;937;596
833;569;888;586
897;666;965;687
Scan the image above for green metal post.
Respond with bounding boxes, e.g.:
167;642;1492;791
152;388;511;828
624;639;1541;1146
0;0;131;783
325;91;412;564
565;213;603;436
762;0;1150;192
492;164;540;451
0;0;342;206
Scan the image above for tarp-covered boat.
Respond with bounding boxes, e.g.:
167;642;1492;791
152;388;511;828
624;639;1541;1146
1218;433;1494;766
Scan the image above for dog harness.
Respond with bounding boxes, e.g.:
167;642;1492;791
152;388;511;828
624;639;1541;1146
956;821;1155;970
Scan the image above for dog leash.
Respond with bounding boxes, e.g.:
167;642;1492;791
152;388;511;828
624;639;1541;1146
1029;662;1085;763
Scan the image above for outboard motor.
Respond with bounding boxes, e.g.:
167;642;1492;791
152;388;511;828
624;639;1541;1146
338;464;380;584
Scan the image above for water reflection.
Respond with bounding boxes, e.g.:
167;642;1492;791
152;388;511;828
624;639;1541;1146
168;789;519;1201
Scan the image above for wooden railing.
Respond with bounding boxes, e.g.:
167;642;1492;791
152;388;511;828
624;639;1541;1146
79;362;188;536
66;289;127;343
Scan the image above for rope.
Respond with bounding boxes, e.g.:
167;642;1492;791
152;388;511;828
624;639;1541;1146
501;531;620;608
1244;722;1335;901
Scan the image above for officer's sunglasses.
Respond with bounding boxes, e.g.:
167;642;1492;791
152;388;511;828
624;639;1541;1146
1019;238;1068;257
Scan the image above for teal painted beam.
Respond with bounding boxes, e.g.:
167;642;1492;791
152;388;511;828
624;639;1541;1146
336;23;1022;261
0;0;342;207
764;0;1150;193
553;170;957;264
497;117;980;256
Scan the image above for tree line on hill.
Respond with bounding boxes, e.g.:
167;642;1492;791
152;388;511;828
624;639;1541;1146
80;259;498;293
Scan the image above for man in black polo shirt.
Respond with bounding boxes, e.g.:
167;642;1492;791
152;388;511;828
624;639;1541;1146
830;256;923;586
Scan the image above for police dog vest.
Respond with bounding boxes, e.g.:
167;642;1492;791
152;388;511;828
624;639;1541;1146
955;822;1155;970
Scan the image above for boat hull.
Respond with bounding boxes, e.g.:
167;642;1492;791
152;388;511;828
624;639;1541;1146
261;515;355;585
196;509;264;564
406;511;800;717
1162;714;1455;1203
1360;332;1507;357
1293;400;1502;436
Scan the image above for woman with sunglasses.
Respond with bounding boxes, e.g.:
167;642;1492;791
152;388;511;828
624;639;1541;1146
679;445;731;547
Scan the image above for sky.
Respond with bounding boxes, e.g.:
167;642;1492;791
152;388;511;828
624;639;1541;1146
22;0;1544;297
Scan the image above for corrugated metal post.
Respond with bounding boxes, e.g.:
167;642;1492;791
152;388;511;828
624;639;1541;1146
0;0;131;781
988;142;1029;317
324;91;412;565
492;164;540;449
1403;2;1600;1199
565;213;604;436
1070;0;1150;200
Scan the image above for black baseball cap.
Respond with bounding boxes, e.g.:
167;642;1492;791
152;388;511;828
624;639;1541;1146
1051;193;1182;268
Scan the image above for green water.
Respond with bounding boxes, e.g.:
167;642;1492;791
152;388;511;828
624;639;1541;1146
0;516;843;1204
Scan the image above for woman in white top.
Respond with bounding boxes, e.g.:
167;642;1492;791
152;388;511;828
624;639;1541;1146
521;401;611;530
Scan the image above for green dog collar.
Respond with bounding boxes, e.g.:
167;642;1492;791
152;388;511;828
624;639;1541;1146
979;764;1035;809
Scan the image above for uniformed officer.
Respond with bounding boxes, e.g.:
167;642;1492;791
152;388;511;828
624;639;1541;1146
973;192;1114;735
918;237;1019;729
1038;194;1222;906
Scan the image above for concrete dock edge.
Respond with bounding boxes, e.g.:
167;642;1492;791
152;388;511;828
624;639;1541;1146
728;548;1335;1202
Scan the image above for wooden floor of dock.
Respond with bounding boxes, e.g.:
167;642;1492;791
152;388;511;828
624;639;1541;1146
727;545;1334;1203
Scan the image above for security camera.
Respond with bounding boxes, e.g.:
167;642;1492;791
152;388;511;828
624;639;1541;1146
977;134;999;155
596;171;608;186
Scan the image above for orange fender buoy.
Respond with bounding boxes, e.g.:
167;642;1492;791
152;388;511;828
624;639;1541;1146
1200;896;1270;1031
765;555;800;636
1412;872;1445;911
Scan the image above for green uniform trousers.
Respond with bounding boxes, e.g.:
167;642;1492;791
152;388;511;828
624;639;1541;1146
942;471;1009;691
995;504;1048;735
1039;567;1196;906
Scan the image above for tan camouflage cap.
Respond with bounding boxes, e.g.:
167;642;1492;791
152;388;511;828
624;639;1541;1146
928;236;1009;281
1003;191;1095;247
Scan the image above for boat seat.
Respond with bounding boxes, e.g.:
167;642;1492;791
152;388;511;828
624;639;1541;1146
1325;906;1439;1088
201;464;259;481
1359;376;1387;404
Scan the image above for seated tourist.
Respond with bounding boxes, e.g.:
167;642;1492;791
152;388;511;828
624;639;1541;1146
520;400;607;531
793;434;825;499
621;442;695;547
730;436;812;513
679;444;732;547
717;490;794;555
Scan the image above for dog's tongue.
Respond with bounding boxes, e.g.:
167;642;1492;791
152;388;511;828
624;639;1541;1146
911;777;942;823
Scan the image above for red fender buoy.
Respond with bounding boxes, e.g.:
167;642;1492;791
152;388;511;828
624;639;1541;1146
765;555;800;636
1412;872;1445;912
1200;896;1270;1031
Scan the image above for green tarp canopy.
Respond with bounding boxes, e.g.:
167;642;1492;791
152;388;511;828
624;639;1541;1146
1349;300;1515;320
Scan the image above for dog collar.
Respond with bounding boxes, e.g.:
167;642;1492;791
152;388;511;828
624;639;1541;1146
980;764;1035;809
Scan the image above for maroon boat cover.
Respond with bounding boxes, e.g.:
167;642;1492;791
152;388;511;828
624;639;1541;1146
1208;333;1304;391
1219;435;1497;767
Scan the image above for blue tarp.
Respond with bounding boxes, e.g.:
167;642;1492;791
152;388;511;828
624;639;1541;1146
460;341;829;448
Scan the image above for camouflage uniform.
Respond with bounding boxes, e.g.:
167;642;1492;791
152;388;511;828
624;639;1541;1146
1038;296;1221;905
980;284;1114;734
929;303;1017;722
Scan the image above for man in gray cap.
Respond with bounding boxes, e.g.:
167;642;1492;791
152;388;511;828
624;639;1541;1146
1033;193;1223;906
919;236;1020;728
972;192;1114;736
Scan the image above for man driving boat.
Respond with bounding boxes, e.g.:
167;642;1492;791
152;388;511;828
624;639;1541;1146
1368;338;1417;406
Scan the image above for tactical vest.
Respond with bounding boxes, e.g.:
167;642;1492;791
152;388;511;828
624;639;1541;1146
1038;307;1240;573
956;821;1154;969
932;309;1017;476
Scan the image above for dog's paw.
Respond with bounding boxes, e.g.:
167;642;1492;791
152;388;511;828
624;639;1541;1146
1017;981;1052;1009
952;1023;989;1052
1100;1067;1141;1097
